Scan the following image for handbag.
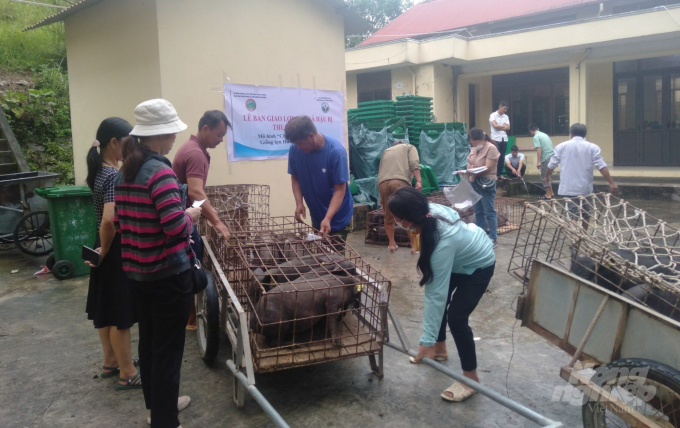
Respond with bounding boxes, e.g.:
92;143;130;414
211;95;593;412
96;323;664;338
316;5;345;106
191;259;208;294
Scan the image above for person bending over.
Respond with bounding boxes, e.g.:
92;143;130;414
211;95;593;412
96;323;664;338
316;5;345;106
389;187;495;403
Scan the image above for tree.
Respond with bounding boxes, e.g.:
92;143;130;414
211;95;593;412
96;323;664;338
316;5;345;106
345;0;413;48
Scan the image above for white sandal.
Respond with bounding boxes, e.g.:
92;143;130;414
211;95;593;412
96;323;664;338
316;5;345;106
441;382;477;402
408;355;448;364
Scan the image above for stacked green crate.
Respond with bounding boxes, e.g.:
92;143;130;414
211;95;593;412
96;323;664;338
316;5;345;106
348;100;395;123
395;95;434;147
421;122;467;140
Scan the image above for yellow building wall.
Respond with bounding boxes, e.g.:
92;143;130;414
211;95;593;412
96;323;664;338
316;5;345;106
391;67;416;97
346;74;358;110
152;0;346;217
433;64;454;123
65;0;162;186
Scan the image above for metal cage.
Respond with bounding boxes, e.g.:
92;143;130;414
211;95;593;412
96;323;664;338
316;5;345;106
509;193;680;321
364;209;413;246
200;184;270;237
232;234;390;373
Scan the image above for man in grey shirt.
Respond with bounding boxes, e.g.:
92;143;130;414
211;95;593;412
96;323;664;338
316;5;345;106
545;123;619;231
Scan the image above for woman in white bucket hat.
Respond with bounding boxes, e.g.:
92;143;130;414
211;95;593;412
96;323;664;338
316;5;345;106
115;99;199;428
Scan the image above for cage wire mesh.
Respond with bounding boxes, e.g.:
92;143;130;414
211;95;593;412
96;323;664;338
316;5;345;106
365;192;522;246
231;234;390;372
364;209;413;246
509;193;680;322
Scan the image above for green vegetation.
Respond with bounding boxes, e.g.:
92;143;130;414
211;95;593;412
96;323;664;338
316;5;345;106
0;0;73;184
345;0;413;48
0;0;66;70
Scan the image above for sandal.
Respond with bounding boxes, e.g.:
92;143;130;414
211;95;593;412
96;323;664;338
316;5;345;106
100;366;119;378
116;370;142;390
441;382;477;402
408;355;448;364
388;245;398;252
100;358;139;378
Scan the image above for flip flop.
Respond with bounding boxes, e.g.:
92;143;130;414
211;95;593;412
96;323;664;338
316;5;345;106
116;370;142;390
388;245;398;252
441;382;477;402
408;355;448;364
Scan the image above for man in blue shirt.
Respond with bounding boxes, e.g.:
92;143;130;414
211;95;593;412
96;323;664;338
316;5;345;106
286;116;353;239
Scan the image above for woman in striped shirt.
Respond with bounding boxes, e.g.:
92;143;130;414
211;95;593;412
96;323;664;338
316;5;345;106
115;99;201;428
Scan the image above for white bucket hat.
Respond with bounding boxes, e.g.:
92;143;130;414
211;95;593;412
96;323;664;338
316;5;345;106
130;99;187;137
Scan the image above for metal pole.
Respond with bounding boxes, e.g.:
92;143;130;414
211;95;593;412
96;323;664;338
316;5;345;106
226;360;291;428
568;294;609;367
384;342;563;428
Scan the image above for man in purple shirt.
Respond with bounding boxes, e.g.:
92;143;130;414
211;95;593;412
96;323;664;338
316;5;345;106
173;110;231;329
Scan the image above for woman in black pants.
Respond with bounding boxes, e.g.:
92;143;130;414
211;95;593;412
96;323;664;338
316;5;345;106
84;118;141;390
389;187;496;402
115;99;201;428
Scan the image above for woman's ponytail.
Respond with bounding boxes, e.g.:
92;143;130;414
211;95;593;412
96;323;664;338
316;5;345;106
417;215;440;286
86;117;133;189
85;144;102;190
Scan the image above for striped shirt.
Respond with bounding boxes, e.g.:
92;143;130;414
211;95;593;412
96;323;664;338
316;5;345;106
114;153;194;282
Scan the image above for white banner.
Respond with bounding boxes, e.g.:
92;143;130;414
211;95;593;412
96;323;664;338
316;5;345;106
224;83;345;162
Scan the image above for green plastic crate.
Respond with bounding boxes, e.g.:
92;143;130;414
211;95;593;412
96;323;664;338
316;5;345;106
396;95;433;101
412;165;439;195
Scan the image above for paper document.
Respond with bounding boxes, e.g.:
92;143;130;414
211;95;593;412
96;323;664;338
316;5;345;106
192;199;206;208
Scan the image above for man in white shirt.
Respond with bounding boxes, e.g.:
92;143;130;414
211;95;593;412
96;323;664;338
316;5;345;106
545;123;619;230
489;101;510;179
504;145;526;178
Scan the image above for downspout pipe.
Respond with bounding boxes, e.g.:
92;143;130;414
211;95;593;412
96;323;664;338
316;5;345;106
575;48;592;122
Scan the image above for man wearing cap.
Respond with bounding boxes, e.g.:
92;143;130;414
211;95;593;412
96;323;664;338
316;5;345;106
173;110;231;330
285;115;353;239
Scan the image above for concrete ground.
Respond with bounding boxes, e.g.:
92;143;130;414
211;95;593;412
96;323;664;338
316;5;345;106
2;198;679;428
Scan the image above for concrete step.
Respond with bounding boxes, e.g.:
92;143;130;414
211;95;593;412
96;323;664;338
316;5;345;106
501;174;680;201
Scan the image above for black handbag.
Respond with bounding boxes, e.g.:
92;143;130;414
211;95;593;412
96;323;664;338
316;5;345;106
191;259;208;294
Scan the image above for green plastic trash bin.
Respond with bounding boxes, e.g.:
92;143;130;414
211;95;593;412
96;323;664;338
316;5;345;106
35;186;97;280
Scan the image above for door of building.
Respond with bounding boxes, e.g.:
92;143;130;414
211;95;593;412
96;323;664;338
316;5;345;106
614;56;680;166
614;57;680;166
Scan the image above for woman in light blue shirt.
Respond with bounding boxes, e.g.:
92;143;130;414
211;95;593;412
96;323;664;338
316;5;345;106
389;187;496;402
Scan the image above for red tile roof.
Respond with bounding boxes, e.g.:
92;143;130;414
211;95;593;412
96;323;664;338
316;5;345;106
359;0;610;46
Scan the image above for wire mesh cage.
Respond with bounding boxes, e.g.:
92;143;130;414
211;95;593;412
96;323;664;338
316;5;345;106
364;209;413;246
200;184;270;238
495;196;524;235
229;234;390;373
509;193;680;322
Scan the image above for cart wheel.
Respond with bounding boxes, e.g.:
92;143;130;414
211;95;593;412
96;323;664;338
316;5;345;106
45;254;56;271
52;260;75;280
13;211;53;256
196;272;220;364
582;358;680;427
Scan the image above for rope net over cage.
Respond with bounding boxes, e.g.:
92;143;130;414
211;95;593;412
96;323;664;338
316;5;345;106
509;193;680;321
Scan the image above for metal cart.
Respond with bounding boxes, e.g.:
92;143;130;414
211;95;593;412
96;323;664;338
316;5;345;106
510;193;680;427
0;171;59;256
194;184;565;428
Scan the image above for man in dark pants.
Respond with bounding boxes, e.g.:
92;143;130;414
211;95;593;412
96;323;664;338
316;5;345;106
286;116;353;240
489;100;510;179
173;110;231;330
